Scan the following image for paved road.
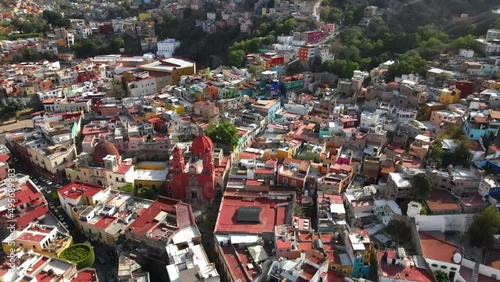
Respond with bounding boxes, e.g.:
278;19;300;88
313;0;321;22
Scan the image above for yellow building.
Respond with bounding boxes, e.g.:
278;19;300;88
131;111;158;123
139;13;152;21
439;88;461;105
2;224;73;258
263;146;294;163
166;102;185;114
419;101;446;121
21;84;36;95
490;81;500;90
139;57;196;86
133;161;169;191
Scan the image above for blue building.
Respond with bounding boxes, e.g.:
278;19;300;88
250;98;282;122
346;232;373;278
463;111;500;140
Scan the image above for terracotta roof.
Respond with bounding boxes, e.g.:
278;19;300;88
93;140;119;163
425;189;460;212
191;135;213;157
419;232;458;264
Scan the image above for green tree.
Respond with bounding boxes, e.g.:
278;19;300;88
205;122;239;147
324;60;359;78
22;48;35;61
411;173;432;200
451;34;476;51
385;51;428;82
137;187;158;200
468;205;500;248
427;140;445;167
452;139;471;167
228;49;246;68
418;25;449;42
422;37;443;48
111;36;125;52
60;244;95;270
320;6;343;23
42;10;69;28
434;270;448;282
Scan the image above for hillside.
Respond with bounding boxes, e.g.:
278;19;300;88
368;0;499;35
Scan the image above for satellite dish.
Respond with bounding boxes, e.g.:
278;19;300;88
453;253;462;264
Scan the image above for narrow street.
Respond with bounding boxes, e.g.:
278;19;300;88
195;197;222;266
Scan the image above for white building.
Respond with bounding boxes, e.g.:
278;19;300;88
42;97;92;113
360;111;384;131
458;48;474;58
476;38;500;54
486;29;500;41
156;38;181;58
166;244;219;282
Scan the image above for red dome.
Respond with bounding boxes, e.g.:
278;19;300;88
191;135;214;157
93;140;120;163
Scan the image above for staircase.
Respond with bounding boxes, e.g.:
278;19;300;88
471;262;480;282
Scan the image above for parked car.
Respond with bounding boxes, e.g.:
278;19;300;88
44;188;52;194
46;181;53;185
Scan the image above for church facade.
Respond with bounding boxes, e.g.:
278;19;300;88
168;135;230;202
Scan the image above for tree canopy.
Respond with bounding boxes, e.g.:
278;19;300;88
72;37;125;58
385;51;428;82
42;11;70;28
434;270;448;282
323;59;360;78
411;173;432;200
426;126;471;168
205;122;239;147
468;205;500;248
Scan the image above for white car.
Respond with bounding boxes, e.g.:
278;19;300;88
47;181;53;185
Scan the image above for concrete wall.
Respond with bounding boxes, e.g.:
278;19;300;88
414;214;475;233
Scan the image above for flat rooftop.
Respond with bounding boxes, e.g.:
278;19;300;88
134;168;168;181
139;58;195;72
215;195;292;234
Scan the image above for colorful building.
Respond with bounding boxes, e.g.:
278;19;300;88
168;135;229;202
439;88;461;105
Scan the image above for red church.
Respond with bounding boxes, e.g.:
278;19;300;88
168;135;217;202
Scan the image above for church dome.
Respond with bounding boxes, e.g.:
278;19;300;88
93;140;120;164
191;135;214;157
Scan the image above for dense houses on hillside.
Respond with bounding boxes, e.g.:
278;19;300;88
1;5;500;281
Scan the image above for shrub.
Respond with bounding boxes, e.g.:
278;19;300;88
60;244;95;269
